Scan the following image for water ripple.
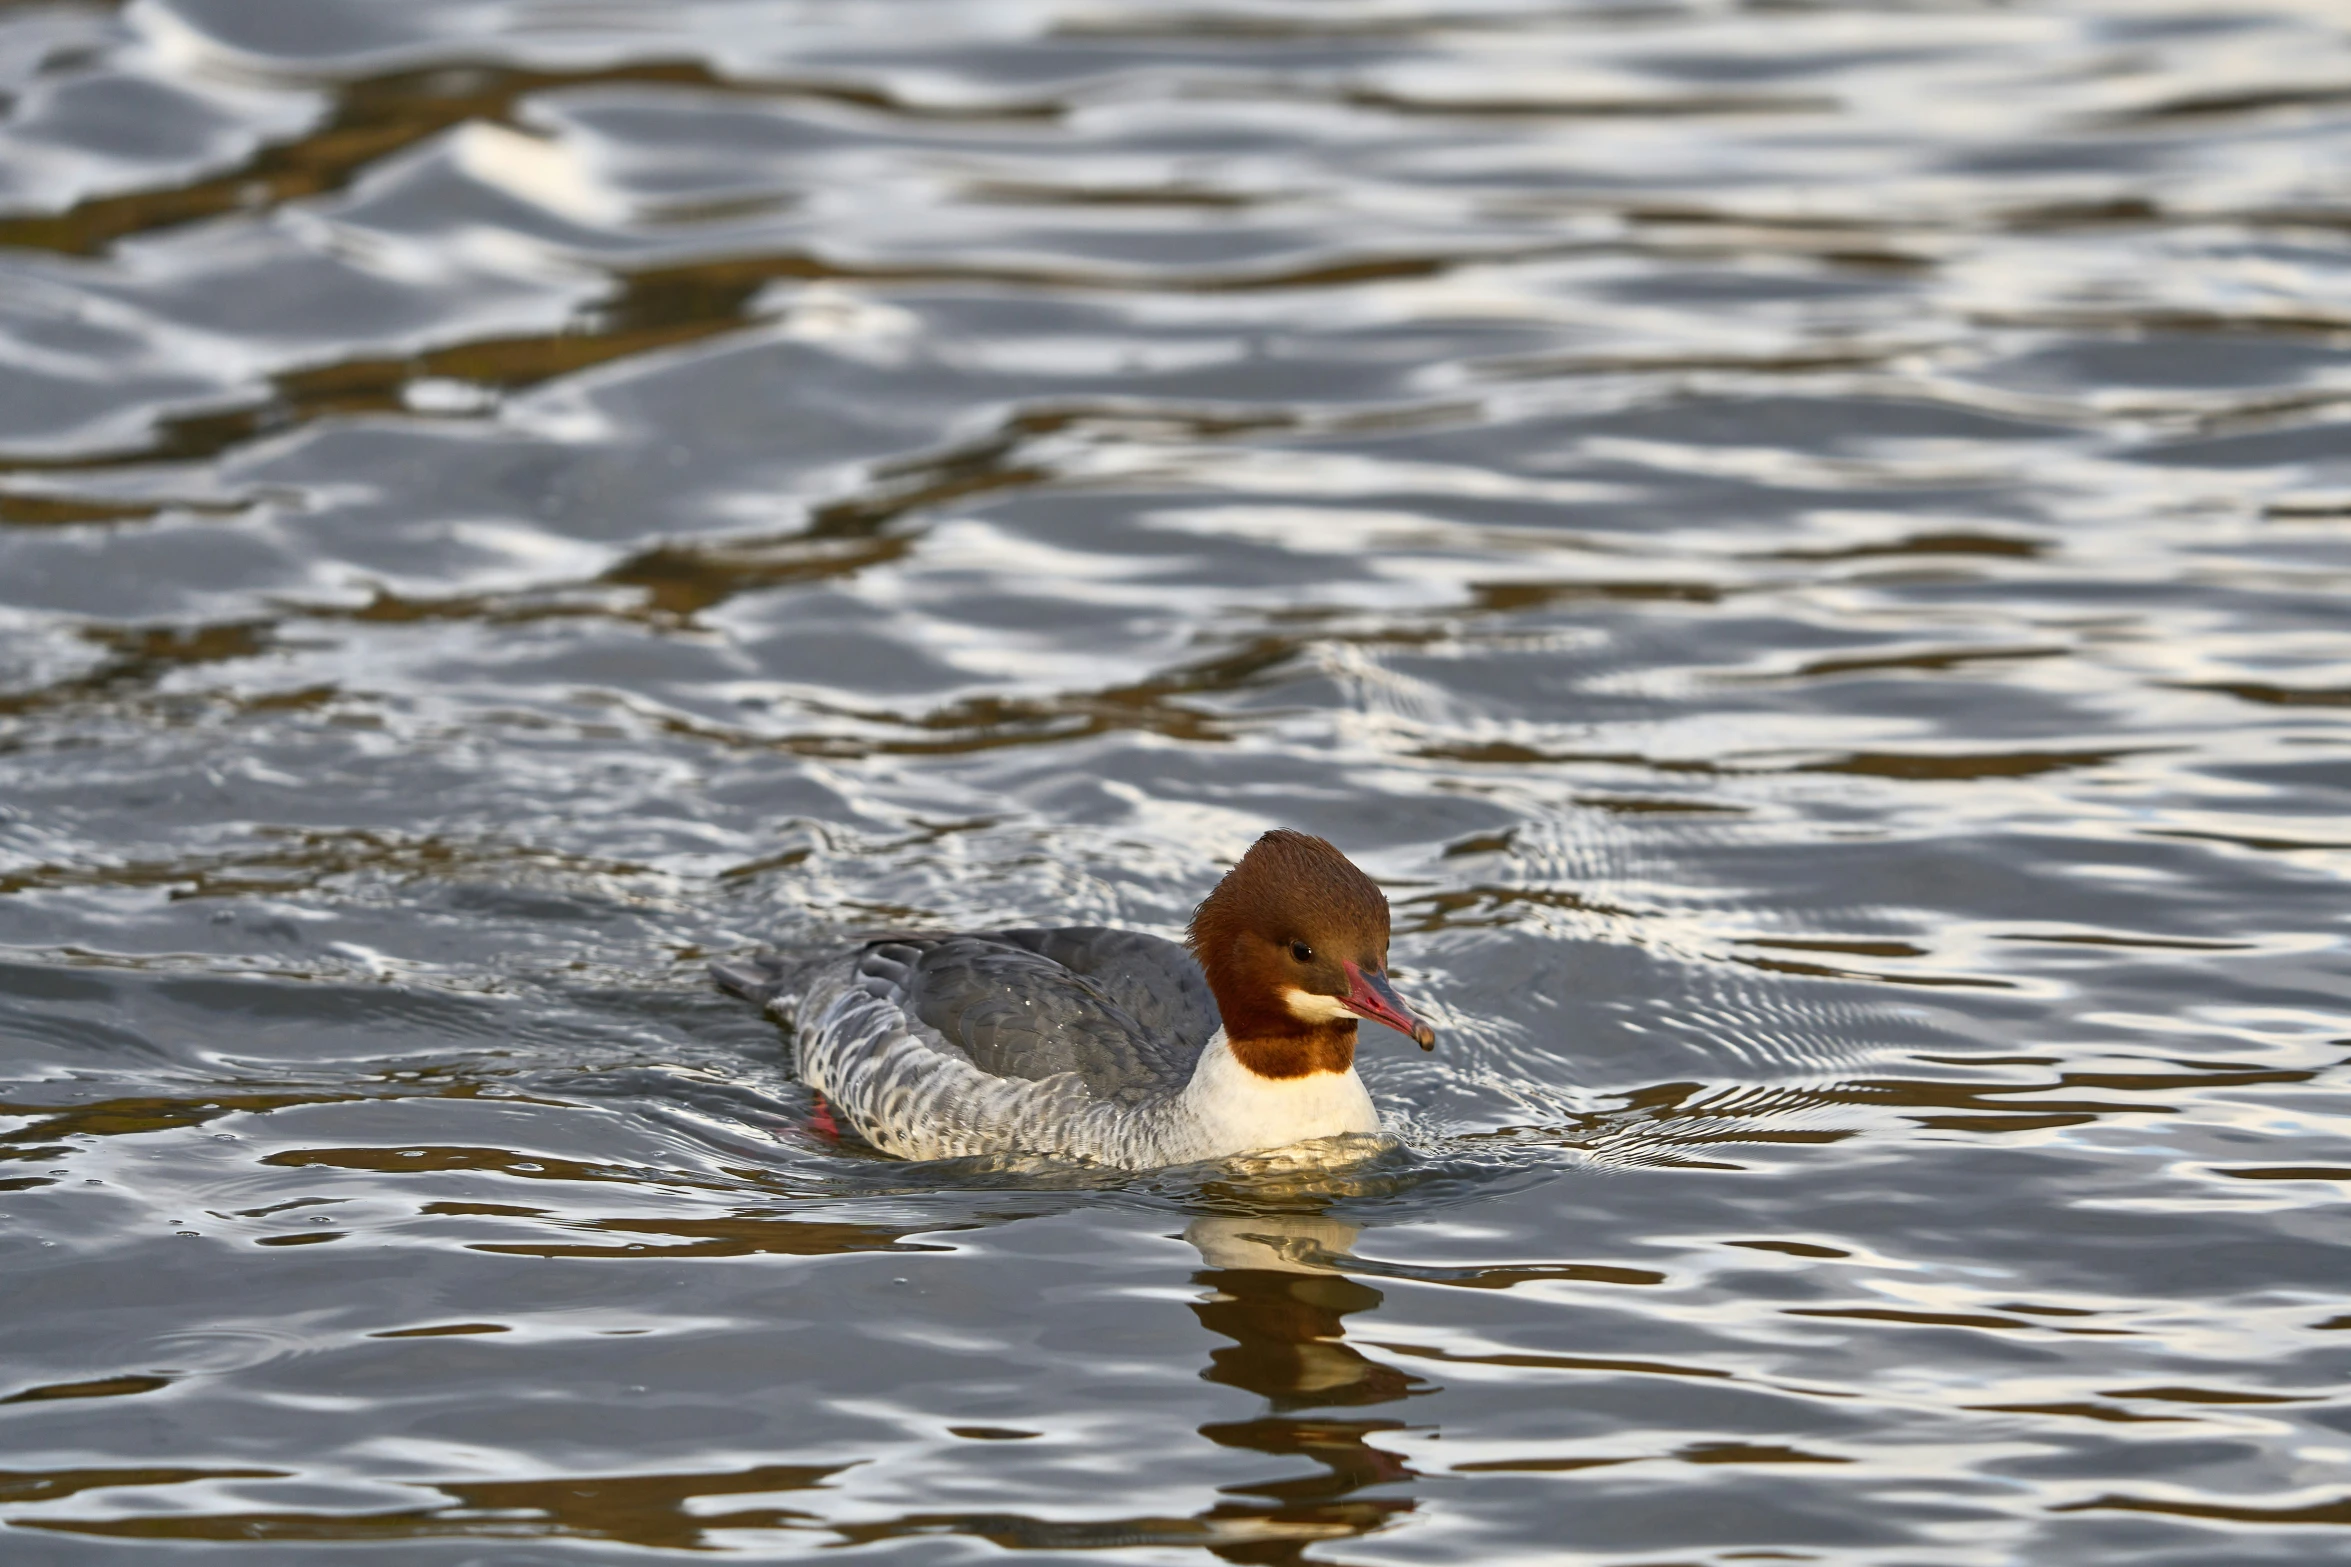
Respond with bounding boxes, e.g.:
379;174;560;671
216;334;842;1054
4;0;2350;1561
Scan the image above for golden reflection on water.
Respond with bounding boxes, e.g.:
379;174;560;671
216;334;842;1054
5;0;2351;1557
19;1462;849;1548
7;1209;1427;1556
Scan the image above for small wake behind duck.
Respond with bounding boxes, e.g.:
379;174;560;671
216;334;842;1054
713;831;1439;1168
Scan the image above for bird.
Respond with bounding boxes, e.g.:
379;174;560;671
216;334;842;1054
712;830;1437;1168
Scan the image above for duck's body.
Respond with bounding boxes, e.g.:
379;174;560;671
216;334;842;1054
713;927;1378;1165
713;832;1434;1169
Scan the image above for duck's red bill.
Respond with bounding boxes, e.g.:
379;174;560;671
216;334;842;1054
1341;961;1437;1050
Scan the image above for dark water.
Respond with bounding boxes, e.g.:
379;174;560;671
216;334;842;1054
4;0;2351;1560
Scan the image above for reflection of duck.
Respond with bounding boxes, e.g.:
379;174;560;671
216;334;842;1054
807;1214;1427;1558
714;832;1437;1167
1186;1216;1417;1408
1183;1214;1425;1545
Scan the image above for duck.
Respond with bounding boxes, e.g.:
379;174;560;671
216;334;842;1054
711;830;1436;1167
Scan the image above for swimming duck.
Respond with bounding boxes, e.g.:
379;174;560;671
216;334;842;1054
712;830;1436;1167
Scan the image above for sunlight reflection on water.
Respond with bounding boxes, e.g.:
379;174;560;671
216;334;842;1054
2;0;2349;1561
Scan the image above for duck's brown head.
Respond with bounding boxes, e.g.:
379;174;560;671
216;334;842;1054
1187;829;1437;1079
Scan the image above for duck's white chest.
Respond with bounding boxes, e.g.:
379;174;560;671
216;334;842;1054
1172;1032;1380;1159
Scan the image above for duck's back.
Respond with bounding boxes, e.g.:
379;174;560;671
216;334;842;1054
713;926;1223;1159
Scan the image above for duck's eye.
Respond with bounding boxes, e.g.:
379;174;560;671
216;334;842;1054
1289;941;1313;963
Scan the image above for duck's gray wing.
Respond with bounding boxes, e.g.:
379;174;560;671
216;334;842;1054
885;934;1203;1107
988;927;1220;1055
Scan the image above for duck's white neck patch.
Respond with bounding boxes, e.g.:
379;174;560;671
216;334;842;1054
1280;986;1356;1025
1178;1030;1380;1153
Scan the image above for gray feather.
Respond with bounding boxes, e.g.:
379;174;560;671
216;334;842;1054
989;927;1221;1053
881;929;1213;1107
714;927;1219;1109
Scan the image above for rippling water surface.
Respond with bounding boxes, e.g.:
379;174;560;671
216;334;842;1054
5;0;2351;1560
